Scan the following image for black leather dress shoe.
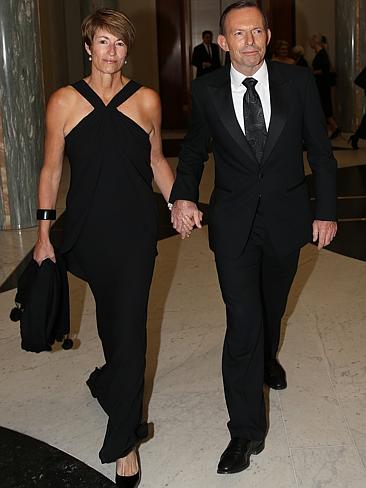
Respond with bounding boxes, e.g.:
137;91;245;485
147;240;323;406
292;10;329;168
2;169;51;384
217;438;265;474
330;127;341;139
115;471;140;487
348;135;359;150
264;358;287;390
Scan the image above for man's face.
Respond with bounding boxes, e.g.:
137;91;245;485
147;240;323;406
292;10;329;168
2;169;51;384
218;7;270;75
203;33;213;45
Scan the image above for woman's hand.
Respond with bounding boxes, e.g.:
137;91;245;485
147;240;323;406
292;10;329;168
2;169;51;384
33;239;56;266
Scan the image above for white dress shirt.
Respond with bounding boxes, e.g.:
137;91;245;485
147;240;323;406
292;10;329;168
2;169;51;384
230;61;271;135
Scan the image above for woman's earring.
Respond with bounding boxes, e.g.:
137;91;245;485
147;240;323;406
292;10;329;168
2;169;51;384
124;59;128;65
89;55;92;61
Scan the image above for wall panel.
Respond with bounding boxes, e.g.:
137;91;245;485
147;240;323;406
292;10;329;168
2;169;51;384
156;0;191;128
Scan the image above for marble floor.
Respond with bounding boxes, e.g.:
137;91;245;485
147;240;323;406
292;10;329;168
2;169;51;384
0;134;366;487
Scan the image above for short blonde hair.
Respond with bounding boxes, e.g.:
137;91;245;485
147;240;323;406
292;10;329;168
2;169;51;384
292;45;304;57
81;8;136;51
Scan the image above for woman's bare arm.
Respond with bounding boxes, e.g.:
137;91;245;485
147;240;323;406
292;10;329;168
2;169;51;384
34;89;69;263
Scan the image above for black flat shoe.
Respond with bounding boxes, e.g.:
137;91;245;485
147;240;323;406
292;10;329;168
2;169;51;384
348;135;359;150
264;358;287;390
115;471;140;487
217;438;265;474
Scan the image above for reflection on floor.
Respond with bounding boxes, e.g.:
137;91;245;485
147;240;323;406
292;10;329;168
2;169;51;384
0;134;366;487
307;164;366;261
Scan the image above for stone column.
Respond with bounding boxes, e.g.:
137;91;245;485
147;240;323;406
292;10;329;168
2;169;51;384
80;0;118;75
0;0;44;230
335;0;366;131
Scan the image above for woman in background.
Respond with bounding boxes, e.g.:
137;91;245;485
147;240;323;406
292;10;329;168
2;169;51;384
349;65;366;149
271;40;295;65
292;45;308;68
310;34;340;139
33;9;183;487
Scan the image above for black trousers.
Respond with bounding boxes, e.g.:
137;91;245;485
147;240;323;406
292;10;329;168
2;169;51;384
68;230;156;464
215;211;299;440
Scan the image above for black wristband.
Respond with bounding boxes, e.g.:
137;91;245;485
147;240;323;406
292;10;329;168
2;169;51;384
36;209;56;220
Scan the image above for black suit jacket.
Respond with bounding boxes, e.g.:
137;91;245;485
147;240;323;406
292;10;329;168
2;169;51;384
192;42;221;77
170;61;337;258
14;255;70;352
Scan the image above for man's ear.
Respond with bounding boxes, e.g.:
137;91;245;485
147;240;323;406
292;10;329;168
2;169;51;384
218;34;228;51
266;29;271;46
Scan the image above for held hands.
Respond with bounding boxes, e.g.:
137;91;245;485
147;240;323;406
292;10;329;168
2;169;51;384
33;239;56;266
171;200;203;239
312;220;337;250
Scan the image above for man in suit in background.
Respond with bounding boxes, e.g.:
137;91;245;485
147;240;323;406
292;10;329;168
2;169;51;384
192;30;221;77
170;0;337;475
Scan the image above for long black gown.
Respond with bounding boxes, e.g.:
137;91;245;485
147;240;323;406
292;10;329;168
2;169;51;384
312;48;333;117
61;80;158;464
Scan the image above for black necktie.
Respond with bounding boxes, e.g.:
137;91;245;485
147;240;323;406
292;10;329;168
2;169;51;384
242;77;267;163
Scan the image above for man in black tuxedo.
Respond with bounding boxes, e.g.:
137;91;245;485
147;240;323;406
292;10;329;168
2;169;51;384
192;30;221;77
170;0;337;475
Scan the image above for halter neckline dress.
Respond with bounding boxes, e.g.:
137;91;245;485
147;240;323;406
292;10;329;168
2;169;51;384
62;79;158;463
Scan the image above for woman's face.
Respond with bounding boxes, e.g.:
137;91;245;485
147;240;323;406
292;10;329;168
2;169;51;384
86;28;127;75
278;45;288;57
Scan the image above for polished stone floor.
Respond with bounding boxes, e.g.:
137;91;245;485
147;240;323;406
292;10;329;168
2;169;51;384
0;134;366;487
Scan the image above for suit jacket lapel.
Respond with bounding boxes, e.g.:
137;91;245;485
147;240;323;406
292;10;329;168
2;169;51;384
262;62;290;164
208;67;257;164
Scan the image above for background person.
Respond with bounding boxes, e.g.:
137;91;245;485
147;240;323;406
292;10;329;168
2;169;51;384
192;30;221;77
349;65;366;149
292;44;308;67
271;39;295;65
310;33;340;138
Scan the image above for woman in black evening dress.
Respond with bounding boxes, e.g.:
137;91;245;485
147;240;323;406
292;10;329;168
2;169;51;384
349;66;366;149
33;9;191;487
310;34;340;138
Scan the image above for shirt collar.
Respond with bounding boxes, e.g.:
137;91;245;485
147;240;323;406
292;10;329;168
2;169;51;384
230;60;268;88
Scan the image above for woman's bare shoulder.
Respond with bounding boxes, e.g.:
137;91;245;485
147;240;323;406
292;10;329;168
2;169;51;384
137;86;161;110
47;85;82;112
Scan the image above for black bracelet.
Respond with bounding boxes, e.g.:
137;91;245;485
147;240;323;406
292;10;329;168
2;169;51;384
36;209;56;220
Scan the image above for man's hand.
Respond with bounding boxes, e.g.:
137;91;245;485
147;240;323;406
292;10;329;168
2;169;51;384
312;220;337;250
171;200;203;239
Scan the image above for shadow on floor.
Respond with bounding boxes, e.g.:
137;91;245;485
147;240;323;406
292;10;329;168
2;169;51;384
0;427;115;488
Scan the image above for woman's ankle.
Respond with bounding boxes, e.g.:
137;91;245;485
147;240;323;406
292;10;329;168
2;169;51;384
116;450;139;476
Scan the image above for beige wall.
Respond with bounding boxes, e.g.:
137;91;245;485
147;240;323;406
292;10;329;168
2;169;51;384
296;0;336;68
38;0;69;100
116;0;159;91
64;0;84;85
